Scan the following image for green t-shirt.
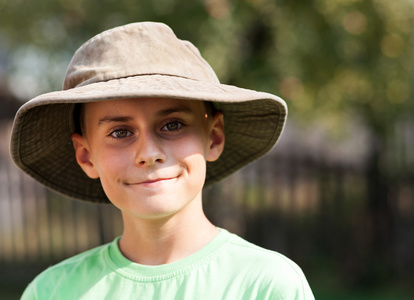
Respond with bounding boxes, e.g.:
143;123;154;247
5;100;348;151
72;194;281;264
22;228;314;299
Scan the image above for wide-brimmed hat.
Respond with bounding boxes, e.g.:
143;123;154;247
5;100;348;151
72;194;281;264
10;22;287;204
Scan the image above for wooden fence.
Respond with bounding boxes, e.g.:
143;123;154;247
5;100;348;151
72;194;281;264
1;119;414;292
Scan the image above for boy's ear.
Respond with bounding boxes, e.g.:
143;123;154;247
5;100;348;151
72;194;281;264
71;133;99;179
206;112;225;162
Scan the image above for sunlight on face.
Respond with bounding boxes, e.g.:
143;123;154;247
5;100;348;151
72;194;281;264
76;98;220;221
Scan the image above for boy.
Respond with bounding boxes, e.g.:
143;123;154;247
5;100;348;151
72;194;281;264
11;22;314;299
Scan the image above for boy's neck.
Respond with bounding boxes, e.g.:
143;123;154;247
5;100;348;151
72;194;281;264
118;196;218;266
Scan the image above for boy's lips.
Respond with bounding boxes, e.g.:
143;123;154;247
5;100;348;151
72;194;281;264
124;175;180;186
140;177;176;184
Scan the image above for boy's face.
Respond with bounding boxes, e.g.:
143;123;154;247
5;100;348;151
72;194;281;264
71;98;224;220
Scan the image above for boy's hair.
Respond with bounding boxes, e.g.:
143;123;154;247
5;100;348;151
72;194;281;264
73;103;84;135
10;22;287;203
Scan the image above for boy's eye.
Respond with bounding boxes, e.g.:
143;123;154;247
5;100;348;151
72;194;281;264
110;129;132;138
162;121;183;131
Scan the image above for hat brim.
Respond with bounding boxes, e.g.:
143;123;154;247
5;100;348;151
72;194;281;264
10;74;287;203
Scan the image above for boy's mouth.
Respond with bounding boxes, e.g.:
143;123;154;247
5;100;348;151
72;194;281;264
125;176;179;186
141;178;175;184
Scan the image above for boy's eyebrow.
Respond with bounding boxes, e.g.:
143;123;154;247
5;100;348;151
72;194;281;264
97;105;194;126
98;116;134;126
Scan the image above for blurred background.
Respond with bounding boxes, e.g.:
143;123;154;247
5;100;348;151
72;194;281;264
1;0;414;299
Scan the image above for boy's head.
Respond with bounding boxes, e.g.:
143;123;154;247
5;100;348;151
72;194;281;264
71;97;224;217
10;22;287;203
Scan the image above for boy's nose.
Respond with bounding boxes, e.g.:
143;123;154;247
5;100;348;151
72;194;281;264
134;131;166;166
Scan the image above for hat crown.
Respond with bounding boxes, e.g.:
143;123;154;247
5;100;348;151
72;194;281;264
63;22;219;90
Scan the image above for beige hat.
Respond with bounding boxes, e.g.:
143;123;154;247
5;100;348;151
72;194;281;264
10;22;287;204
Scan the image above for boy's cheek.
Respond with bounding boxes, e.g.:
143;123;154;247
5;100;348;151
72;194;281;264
93;152;125;176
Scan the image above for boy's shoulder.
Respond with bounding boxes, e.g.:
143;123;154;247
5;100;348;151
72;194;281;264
205;230;314;299
45;240;113;273
32;230;306;283
22;230;314;299
22;240;114;298
221;231;308;281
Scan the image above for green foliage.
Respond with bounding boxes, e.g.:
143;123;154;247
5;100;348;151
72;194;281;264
1;0;413;136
